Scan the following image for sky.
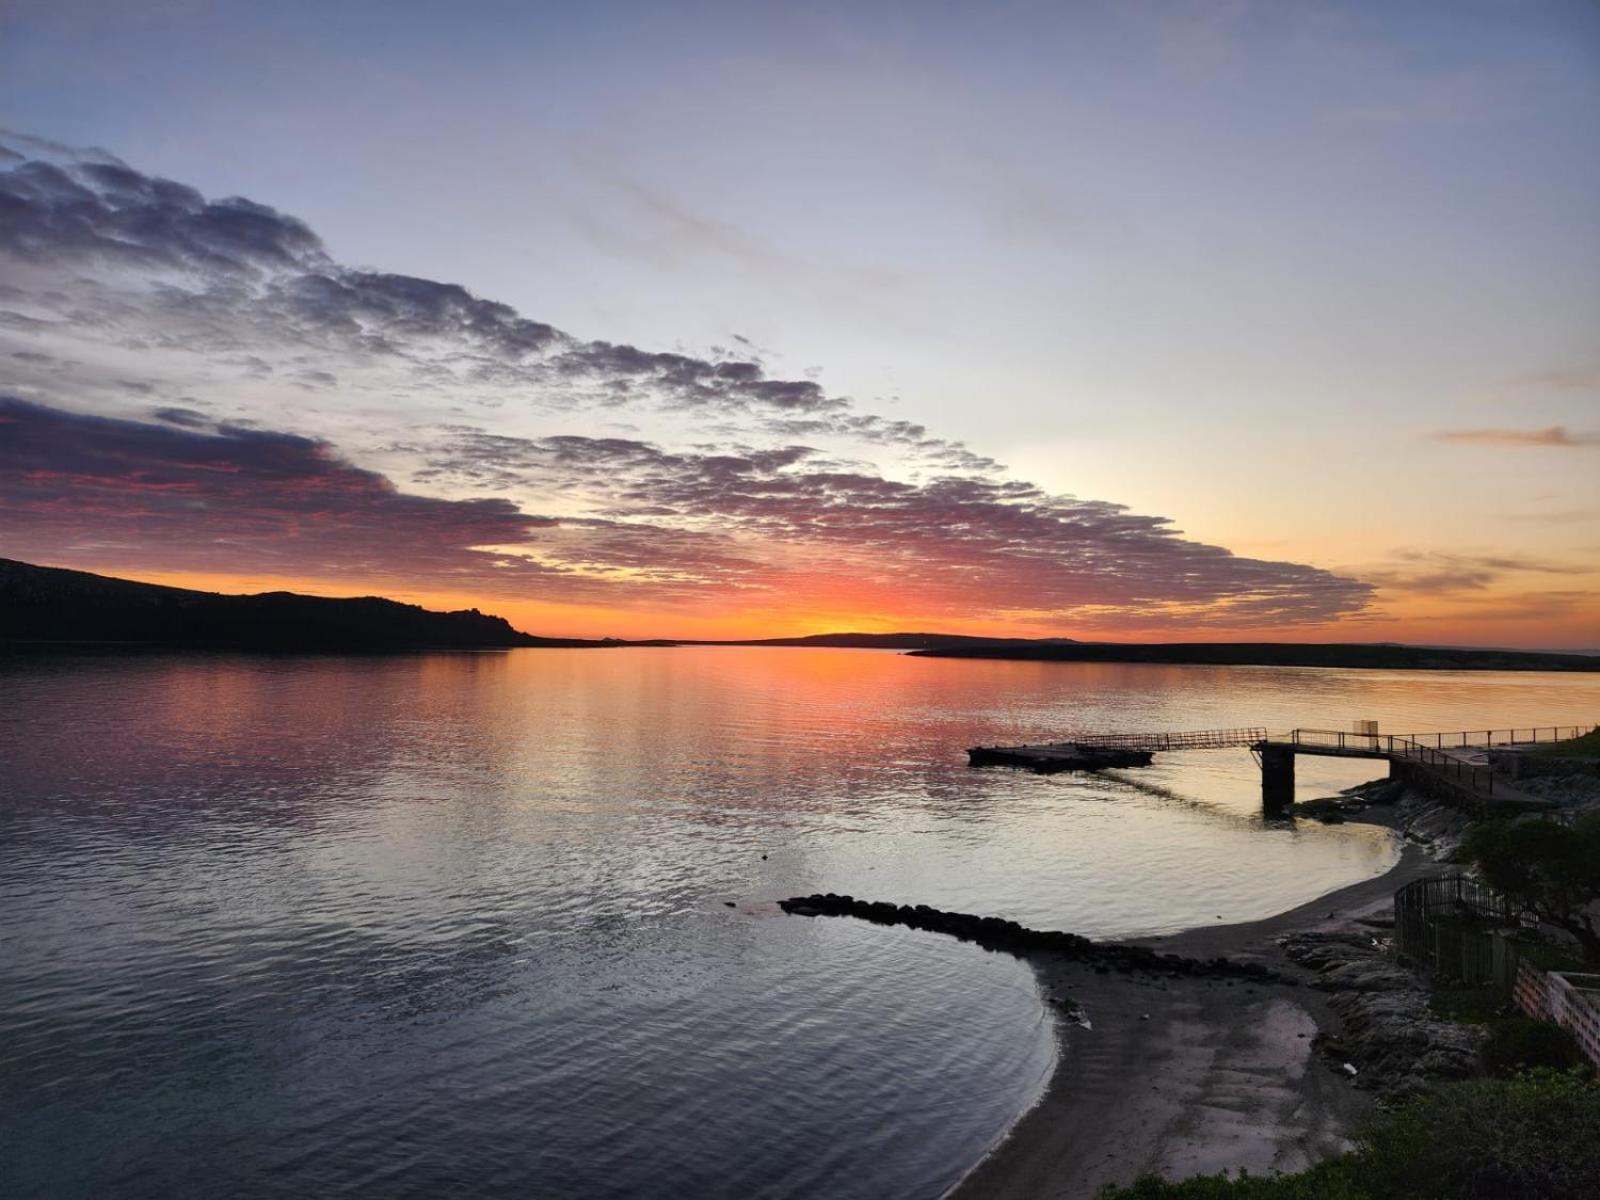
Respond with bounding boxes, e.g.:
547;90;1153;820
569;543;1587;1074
1;0;1597;645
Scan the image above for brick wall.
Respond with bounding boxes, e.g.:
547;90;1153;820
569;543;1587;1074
1513;959;1600;1072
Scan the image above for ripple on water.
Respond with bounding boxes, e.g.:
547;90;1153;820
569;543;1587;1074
5;649;1599;1198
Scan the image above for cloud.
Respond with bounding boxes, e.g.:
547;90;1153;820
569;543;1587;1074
0;131;1380;630
0;395;544;576
0;396;771;602
1434;426;1600;448
0;397;1375;625
413;428;1373;624
1502;507;1600;526
0;130;854;424
1499;367;1600;394
148;405;210;427
1364;550;1590;595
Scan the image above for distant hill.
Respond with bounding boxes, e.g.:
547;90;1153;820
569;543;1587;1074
6;558;1595;668
907;640;1600;672
0;558;609;650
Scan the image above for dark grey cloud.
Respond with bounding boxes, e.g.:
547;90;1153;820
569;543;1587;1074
417;428;1374;623
0;156;323;274
0;132;858;423
0;132;1379;627
149;405;210;427
0;395;1373;624
0;396;765;602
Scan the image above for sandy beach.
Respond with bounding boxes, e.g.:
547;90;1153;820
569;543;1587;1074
949;833;1444;1200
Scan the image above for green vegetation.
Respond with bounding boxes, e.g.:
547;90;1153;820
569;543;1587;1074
1098;1071;1600;1200
1505;934;1592;974
1530;728;1600;759
1480;1018;1584;1077
1462;813;1600;964
1427;984;1507;1024
1096;1160;1364;1199
1357;1070;1600;1199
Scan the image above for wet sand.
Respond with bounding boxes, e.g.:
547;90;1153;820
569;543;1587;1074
950;834;1442;1200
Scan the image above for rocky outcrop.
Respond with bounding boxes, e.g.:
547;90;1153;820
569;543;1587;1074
1293;777;1407;823
1393;791;1475;859
1281;931;1483;1097
1503;769;1600;815
779;893;1279;981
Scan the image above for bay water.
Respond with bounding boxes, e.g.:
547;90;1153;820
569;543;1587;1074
4;648;1597;1198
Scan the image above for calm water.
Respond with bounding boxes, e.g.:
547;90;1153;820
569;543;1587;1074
4;648;1599;1199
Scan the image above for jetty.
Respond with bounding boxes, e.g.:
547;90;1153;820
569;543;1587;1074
968;727;1260;773
967;745;1154;771
970;723;1596;814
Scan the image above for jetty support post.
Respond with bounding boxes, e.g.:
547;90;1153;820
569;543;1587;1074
1261;745;1295;814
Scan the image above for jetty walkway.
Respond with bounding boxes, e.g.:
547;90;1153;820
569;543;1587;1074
969;723;1596;814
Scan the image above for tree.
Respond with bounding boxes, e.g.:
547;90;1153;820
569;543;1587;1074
1462;812;1600;964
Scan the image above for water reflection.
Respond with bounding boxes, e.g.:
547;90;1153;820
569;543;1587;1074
4;648;1599;1199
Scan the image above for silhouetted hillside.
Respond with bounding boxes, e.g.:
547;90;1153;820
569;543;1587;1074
908;640;1600;672
0;558;606;650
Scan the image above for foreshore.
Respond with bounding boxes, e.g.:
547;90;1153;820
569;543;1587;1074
945;826;1441;1200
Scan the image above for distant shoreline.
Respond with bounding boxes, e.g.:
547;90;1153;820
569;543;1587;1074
907;640;1600;672
8;637;1599;672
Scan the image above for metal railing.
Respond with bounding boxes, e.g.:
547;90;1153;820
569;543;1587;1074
1268;724;1595;800
1277;724;1595;754
1065;727;1267;752
1390;736;1498;795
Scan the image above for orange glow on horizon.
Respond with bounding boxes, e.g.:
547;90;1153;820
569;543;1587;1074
88;563;1600;651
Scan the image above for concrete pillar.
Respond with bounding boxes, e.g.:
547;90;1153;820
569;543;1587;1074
1261;745;1295;814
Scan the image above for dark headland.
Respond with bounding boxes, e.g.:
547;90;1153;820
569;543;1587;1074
0;558;628;651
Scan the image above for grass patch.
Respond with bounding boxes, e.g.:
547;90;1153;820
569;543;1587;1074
1428;984;1508;1024
1529;728;1600;759
1481;1018;1585;1077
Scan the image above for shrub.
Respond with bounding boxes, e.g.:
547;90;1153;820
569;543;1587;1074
1530;728;1600;760
1096;1159;1365;1198
1480;1017;1584;1077
1427;985;1506;1024
1353;1070;1600;1200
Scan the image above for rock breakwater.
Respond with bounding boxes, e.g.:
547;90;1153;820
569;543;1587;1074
778;893;1279;982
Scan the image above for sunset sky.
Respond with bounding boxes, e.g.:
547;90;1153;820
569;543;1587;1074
1;1;1597;646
